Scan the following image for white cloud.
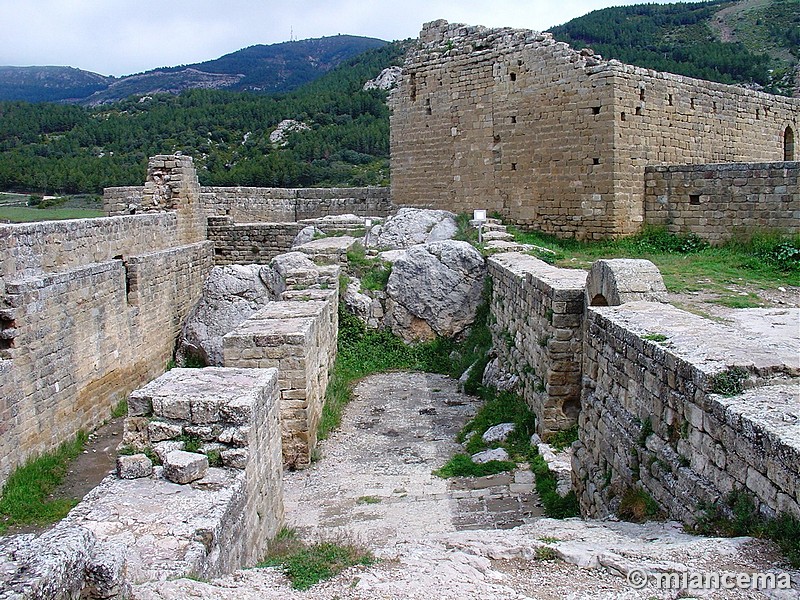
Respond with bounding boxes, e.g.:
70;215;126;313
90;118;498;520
0;0;678;76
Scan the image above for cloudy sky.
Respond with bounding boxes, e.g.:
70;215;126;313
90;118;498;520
1;0;677;77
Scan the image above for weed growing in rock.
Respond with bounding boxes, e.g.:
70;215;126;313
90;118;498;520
258;527;374;590
618;487;663;523
345;242;392;292
0;431;87;533
530;453;580;519
357;495;381;504
547;425;578;451
693;490;800;568
534;546;560;561
709;367;749;396
642;333;668;342
456;390;536;458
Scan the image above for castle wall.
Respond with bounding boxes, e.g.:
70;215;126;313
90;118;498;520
644;162;800;242
572;302;799;523
207;217;306;265
390;20;800;239
104;186;392;222
0;155;213;488
487;254;586;435
0;242;212;486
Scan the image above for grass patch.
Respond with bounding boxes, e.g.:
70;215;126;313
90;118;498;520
618;487;663;523
258;528;374;590
508;226;800;293
530;453;580;518
111;399;128;419
433;453;516;478
345;242;392;292
357;495;381;504
546;425;579;451
693;490;800;568
456;389;536;457
642;333;668;343
0;206;104;222
709;367;749;396
0;432;88;533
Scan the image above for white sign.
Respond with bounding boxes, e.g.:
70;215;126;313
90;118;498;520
473;209;487;221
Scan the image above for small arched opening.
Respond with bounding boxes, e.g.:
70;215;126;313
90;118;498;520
590;294;609;306
784;126;795;161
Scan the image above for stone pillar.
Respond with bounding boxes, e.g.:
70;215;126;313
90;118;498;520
141;154;205;243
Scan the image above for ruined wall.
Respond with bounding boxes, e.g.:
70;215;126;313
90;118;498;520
207;217;306;265
105;186;392;221
488;254;586;435
390;20;800;239
223;289;339;469
573;302;799;523
0;242;212;486
201;186;392;221
645;161;800;242
0;155;214;487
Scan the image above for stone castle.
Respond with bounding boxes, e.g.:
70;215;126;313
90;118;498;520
390;20;798;241
0;18;798;598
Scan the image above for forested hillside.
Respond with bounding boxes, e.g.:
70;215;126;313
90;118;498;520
550;0;799;96
0;42;407;194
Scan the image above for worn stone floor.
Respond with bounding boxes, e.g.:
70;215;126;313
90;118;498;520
283;371;542;545
135;371;800;600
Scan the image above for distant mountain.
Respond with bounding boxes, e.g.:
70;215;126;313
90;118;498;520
0;35;388;105
0;66;111;103
549;0;799;96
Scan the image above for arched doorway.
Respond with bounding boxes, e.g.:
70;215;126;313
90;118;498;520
785;126;796;161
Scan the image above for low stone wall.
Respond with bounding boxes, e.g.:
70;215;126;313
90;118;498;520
644;162;800;243
487;253;587;436
201;186;392;221
0;213;178;291
105;185;392;221
223;289;339;469
573;301;800;523
0;367;284;597
207;217;306;265
0;242;212;487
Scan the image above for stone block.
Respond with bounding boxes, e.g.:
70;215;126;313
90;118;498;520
116;454;153;479
163;450;209;484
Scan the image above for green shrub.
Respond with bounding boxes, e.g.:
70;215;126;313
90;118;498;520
618;487;662;523
259;529;374;590
709;367;748;396
547;425;578;451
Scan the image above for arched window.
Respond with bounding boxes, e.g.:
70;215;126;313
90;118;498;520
785;126;796;161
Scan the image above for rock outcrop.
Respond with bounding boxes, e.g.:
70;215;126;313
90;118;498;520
366;208;457;249
385;240;486;341
363;66;402;91
176;265;272;366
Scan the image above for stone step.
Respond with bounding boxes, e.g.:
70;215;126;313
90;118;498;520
481;230;515;241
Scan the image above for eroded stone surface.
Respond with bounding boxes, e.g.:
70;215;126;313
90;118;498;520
366;208;457;249
163;450;208;484
117;454;153;480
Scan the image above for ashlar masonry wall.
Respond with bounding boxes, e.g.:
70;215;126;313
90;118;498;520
644;162;799;242
105;185;392;222
488;253;586;435
573;301;800;523
391;20;800;239
0;155;212;488
223;288;339;469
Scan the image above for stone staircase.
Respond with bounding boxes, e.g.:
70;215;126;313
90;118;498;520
470;217;556;256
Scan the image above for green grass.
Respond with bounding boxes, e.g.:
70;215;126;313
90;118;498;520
509;226;800;294
0;206;105;222
0;432;88;533
345;242;392;291
530;453;580;518
433;453;517;478
457;390;536;457
547;425;579;451
110;399;128;419
258;528;374;590
693;490;800;568
357;495;381;504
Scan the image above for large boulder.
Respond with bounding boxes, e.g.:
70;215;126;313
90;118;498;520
261;251;336;298
385;240;486;341
366;208;457;249
176;265;271;366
